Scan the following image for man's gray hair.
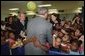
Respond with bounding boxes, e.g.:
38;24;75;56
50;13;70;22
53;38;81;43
37;7;48;15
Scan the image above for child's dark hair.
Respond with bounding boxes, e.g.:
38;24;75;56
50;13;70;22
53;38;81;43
8;30;15;38
55;37;61;40
55;37;62;48
70;39;82;48
1;30;7;37
1;21;5;25
51;13;61;23
70;39;79;45
78;40;82;47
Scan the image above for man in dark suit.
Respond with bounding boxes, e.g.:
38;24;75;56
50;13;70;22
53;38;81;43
11;12;27;39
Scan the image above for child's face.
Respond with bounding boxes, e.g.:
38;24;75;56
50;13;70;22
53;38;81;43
71;42;78;51
9;33;15;39
58;31;64;38
75;29;80;37
64;24;69;28
62;35;69;42
55;24;62;30
71;32;74;36
61;21;65;26
51;15;56;21
55;38;61;47
5;31;9;38
68;21;71;26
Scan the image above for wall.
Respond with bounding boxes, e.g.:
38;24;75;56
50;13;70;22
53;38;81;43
60;13;75;21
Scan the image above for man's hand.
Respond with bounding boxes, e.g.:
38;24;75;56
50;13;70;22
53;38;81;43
33;39;49;51
33;39;41;48
31;36;37;42
22;36;37;45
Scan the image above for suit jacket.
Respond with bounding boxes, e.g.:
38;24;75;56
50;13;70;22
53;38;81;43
11;20;27;39
25;16;52;55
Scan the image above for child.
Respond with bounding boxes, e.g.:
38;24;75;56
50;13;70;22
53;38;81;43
1;30;10;55
62;34;70;43
48;37;62;55
52;30;58;47
7;31;16;48
78;35;84;55
7;31;24;55
69;39;80;55
74;29;82;40
57;30;64;38
61;34;70;54
11;38;24;55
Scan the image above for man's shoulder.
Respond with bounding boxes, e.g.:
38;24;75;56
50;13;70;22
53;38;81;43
28;17;38;22
28;17;52;27
46;22;52;28
48;22;52;26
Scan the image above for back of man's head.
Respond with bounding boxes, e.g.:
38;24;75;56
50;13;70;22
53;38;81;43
37;7;48;15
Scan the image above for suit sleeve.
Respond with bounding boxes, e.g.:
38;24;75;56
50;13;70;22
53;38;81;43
46;24;53;46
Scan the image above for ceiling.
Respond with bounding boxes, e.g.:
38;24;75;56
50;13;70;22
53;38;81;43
1;1;84;20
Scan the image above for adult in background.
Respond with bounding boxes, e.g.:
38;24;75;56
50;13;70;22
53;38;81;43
50;13;61;30
9;11;28;55
6;16;14;31
5;14;12;23
11;11;27;39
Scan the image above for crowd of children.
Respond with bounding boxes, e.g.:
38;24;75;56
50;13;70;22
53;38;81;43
48;13;84;55
1;18;25;55
1;13;84;55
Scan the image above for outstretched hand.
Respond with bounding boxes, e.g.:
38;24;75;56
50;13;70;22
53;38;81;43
33;39;41;48
30;36;41;48
31;36;37;42
22;36;41;48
